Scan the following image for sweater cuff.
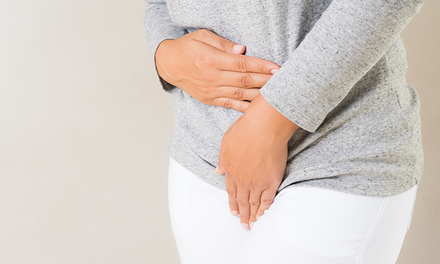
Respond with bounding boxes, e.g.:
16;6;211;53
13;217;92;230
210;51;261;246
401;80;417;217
144;3;186;93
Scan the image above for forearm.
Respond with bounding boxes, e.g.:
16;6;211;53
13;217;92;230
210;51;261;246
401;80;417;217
260;0;426;132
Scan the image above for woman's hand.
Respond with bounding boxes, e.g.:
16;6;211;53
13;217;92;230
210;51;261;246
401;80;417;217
216;94;298;229
155;29;280;112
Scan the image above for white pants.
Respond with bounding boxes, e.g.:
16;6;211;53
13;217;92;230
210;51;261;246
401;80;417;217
168;158;417;264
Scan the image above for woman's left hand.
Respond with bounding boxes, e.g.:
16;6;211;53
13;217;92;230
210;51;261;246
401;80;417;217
215;95;298;229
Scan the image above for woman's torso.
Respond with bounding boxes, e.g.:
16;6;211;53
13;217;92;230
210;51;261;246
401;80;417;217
165;0;423;196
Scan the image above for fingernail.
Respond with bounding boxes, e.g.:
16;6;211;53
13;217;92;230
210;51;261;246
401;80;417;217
241;223;250;230
233;44;244;53
250;222;254;229
256;214;261;221
215;166;220;174
270;69;279;74
231;210;239;217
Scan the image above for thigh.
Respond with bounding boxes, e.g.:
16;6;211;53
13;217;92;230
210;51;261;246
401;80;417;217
168;158;249;264
236;186;417;264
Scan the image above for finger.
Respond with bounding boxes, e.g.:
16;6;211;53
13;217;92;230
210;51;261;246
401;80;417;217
215;164;225;175
215;87;260;102
225;174;239;217
217;52;280;74
192;29;245;54
215;166;224;175
211;98;251;113
219;71;273;89
215;154;226;175
256;188;277;221
249;191;262;228
236;187;251;230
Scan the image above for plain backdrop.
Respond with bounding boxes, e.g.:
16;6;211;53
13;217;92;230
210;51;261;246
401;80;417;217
0;1;438;263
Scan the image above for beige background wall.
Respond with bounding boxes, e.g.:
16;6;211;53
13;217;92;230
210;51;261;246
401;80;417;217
0;0;438;263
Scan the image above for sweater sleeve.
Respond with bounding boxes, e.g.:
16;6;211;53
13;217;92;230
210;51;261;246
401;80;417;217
144;0;186;93
260;0;426;132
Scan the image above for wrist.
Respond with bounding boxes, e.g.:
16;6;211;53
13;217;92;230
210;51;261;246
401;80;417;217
155;39;176;82
244;94;298;144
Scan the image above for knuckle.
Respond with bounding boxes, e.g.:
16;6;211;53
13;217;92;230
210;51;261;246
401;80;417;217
234;88;244;100
200;86;211;97
199;96;210;105
196;29;210;39
237;59;248;72
223;99;233;109
250;201;261;207
195;54;215;68
194;71;215;85
260;198;274;206
227;189;236;197
203;73;216;83
197;95;207;104
220;39;229;51
250;181;263;189
239;74;252;88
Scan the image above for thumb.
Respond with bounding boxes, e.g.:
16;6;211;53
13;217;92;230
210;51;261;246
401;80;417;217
193;29;245;54
215;157;226;175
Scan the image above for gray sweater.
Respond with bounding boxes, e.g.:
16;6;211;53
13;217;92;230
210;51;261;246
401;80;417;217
144;0;426;196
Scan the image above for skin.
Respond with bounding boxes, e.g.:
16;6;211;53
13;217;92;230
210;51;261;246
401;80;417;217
155;29;279;112
155;29;298;229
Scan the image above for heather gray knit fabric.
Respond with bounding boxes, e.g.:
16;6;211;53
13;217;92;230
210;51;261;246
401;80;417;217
144;0;426;196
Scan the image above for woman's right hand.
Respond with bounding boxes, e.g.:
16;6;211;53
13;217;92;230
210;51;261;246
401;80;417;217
155;29;280;112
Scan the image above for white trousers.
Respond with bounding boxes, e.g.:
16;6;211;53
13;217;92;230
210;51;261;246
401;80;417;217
168;158;417;264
